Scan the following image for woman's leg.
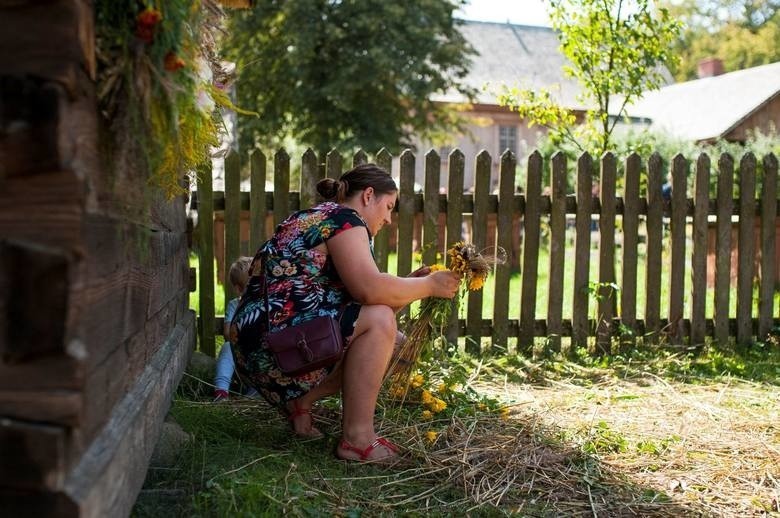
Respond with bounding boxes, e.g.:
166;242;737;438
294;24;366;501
336;304;397;460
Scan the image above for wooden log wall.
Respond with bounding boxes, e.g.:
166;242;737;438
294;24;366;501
197;147;779;355
0;2;195;516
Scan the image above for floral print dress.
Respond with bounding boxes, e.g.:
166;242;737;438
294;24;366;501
229;202;370;408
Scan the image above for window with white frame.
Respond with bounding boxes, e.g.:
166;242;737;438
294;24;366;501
498;125;518;157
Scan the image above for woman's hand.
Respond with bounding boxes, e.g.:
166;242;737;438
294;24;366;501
427;270;461;299
407;265;431;278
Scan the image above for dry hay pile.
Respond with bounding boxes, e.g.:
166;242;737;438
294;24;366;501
471;374;780;516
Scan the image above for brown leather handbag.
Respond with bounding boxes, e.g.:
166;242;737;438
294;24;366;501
261;256;344;377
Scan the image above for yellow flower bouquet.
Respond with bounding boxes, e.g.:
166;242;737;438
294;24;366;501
387;242;506;387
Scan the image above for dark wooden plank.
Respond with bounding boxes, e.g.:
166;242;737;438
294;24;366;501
737;153;757;345
273;149;290;227
299;148;320;210
325;149;342;179
645;153;664;342
62;316;195;518
0;418;67;490
758;154;778;339
422;150;441;266
669;154;688;344
373;148;392;272
691;154;710;345
196;161;215;356
467;150;491;354
249;149;267;253
714;154;734;344
224;148;241;303
493;150;516;351
519;151;543;352
446;150;465;346
597;153;617;354
353;149;368;167
397;150;415;279
621;153;641;347
0;239;68;362
572;153;593;349
547;152;567;353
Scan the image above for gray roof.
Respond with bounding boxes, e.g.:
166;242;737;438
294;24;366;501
622;61;780;141
437;20;587;109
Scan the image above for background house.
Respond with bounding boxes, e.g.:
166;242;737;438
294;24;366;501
621;59;780;143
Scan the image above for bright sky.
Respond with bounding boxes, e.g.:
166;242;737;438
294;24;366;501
455;0;552;27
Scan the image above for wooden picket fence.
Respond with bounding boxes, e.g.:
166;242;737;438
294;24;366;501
194;148;779;357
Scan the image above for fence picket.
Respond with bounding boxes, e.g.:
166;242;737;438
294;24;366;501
597;153;617;353
519;151;543;352
467;151;491;354
645;153;664;342
737;154;757;346
446;150;465;346
691;154;710;345
398;150;415;282
423;150;441;266
572;153;592;349
326;149;342;179
621;153;640;347
493;151;516;352
300;148;320;210
224;149;241;304
714;154;734;344
758;154;778;338
547;152;566;353
353;149;368;167
197;161;215;356
249;150;267;252
374;148;392;272
669;155;688;344
273;149;290;226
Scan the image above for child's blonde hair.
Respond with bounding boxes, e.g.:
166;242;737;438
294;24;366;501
228;256;253;289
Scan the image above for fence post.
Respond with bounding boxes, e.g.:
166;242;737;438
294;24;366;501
273;149;290;226
758;154;778;339
714;154;734;344
249;149;267;253
423;150;441;266
572;153;592;350
547;152;567;354
397;150;415;320
446;150;465;346
519;151;542;353
353;149;368;167
374;148;393;272
326;149;342;179
645;153;664;343
493;150;516;352
467;150;491;354
300;148;320;210
224;149;241;304
197;161;215;357
621;153;641;349
596;152;617;354
737;153;757;346
669;154;688;344
691;154;710;346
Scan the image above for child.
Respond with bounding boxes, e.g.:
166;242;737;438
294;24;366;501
214;256;253;402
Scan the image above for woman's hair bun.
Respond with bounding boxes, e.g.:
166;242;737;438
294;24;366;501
316;178;340;200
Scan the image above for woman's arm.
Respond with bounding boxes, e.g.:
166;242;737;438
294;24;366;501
327;227;459;307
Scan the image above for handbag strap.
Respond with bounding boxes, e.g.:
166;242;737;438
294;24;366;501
261;253;271;333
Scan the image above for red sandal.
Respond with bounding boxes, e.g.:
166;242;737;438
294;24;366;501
286;400;324;438
337;437;400;462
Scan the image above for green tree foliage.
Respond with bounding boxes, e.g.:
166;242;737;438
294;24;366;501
499;0;681;158
223;0;475;154
661;0;780;80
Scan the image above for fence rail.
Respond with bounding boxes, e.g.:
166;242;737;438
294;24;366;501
194;148;779;357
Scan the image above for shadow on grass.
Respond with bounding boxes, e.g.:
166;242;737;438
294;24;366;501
134;391;707;517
